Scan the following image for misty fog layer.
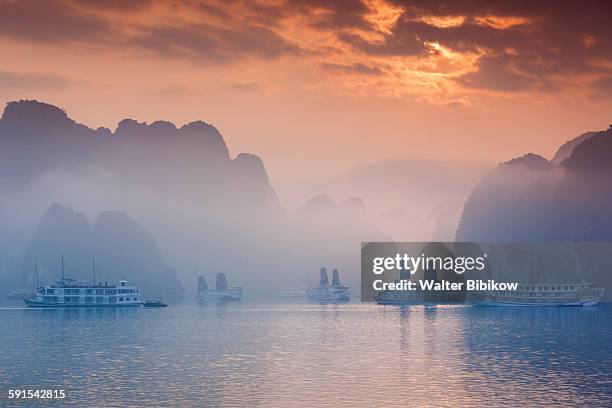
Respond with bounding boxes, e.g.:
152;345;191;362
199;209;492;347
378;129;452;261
2;100;610;299
4;100;466;297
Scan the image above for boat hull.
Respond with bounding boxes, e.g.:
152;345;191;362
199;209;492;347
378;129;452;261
472;300;600;307
198;290;242;302
24;299;141;308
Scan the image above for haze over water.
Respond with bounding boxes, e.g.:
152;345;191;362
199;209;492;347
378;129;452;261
1;301;611;407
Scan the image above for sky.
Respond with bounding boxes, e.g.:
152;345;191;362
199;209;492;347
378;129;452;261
1;0;611;206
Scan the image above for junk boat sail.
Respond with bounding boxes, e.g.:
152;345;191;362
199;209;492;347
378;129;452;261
23;257;141;308
472;281;604;307
306;268;350;302
198;273;242;302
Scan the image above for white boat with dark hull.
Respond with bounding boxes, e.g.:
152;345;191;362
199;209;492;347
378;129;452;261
24;278;141;308
198;273;242;302
472;281;604;307
306;268;350;303
23;257;141;308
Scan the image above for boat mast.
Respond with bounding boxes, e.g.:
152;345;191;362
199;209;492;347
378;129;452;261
92;257;96;285
528;246;534;284
61;252;64;281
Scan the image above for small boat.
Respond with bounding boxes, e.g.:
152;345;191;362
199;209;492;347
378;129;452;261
142;299;167;308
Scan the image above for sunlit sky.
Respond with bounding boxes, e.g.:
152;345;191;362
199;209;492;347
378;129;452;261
1;0;611;202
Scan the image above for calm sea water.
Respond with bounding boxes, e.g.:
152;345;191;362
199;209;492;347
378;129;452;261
1;301;611;407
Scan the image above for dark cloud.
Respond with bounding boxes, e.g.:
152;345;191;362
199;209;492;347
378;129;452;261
285;0;370;30
0;0;109;43
1;0;611;92
320;62;383;76
378;1;612;91
590;75;612;100
69;0;153;11
457;54;533;92
132;23;300;63
313;0;612;92
0;71;72;90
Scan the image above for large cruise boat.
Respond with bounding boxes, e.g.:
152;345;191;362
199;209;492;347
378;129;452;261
198;273;242;302
24;278;141;308
306;268;350;303
472;281;604;307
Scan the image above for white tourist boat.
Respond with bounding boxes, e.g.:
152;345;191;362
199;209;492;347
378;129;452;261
198;273;242;302
472;281;604;307
306;268;350;303
24;278;141;308
23;257;141;308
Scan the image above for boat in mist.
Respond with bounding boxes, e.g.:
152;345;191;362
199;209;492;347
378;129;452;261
142;299;168;308
23;256;141;308
472;246;604;306
25;279;141;308
472;281;604;307
277;285;307;297
198;273;242;302
306;268;350;302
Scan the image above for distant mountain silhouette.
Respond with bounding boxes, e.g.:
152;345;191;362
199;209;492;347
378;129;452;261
0;100;279;209
21;203;93;287
0;99;286;294
311;157;490;241
298;195;373;231
456;127;612;296
561;127;612;172
457;127;612;241
293;194;388;288
22;203;183;298
551;131;597;165
456;153;558;241
93;211;183;298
